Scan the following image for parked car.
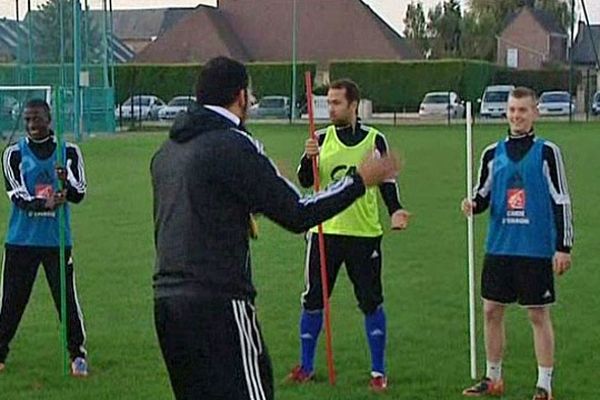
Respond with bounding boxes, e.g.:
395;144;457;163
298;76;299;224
538;91;575;116
418;91;464;118
115;95;166;120
158;96;196;121
479;85;514;118
591;91;600;116
249;96;300;119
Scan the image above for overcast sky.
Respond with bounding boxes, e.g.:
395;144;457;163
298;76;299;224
1;0;599;34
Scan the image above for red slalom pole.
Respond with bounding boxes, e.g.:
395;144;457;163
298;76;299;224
305;71;336;385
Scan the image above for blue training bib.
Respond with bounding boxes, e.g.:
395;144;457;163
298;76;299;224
486;139;555;258
5;137;72;247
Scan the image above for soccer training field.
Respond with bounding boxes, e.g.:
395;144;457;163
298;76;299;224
0;121;598;399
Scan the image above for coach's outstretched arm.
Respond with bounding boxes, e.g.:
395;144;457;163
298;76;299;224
216;131;398;234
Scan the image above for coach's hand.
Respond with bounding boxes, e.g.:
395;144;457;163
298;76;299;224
391;209;410;230
358;152;399;187
304;138;319;158
461;198;476;217
553;251;571;276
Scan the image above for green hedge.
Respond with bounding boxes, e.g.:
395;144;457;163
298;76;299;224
114;64;200;103
0;61;581;111
113;62;316;104
0;64;106;87
0;62;317;105
330;60;498;112
330;61;581;112
492;68;580;95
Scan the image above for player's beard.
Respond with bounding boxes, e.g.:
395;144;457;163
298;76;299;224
239;89;250;123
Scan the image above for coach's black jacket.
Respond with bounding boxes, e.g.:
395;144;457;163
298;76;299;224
151;104;366;300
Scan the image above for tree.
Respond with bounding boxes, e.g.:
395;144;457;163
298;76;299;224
403;1;430;58
24;0;103;64
427;0;462;59
459;11;497;60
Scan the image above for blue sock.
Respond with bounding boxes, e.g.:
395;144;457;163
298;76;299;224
300;309;323;373
365;306;386;376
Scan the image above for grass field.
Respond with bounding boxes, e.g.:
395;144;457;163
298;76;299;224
0;121;598;399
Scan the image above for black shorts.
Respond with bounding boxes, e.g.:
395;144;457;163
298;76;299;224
482;254;555;307
301;233;383;315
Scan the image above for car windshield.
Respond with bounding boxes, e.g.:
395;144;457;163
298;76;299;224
540;93;570;103
423;94;449;104
168;98;194;107
260;98;285;108
124;97;151;106
483;91;509;102
594;93;600;102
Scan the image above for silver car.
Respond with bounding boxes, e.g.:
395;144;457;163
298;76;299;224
538;91;575;116
158;96;196;121
249;96;300;119
418;91;464;119
115;95;166;121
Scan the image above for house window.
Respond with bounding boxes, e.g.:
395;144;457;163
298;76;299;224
507;48;518;68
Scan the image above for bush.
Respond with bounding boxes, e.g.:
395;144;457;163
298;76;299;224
330;60;498;112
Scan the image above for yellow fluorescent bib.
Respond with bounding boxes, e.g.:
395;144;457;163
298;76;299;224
310;125;383;237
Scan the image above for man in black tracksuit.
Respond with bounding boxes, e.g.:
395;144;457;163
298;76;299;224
151;57;398;400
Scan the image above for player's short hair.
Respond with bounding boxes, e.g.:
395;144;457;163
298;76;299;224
510;87;538;103
25;98;51;116
329;79;361;106
196;57;249;107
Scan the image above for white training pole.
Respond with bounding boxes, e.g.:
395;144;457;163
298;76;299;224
466;101;477;380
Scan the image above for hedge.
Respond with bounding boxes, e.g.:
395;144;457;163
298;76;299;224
0;62;317;105
0;61;580;111
329;61;580;112
329;60;498;112
492;68;581;95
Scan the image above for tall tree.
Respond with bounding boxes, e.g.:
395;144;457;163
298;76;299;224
403;1;430;58
24;0;103;64
427;0;462;59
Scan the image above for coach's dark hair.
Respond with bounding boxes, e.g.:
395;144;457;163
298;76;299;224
510;87;538;103
329;79;361;106
196;57;249;107
25;98;51;117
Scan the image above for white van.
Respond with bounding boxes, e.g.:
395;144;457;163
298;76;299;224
480;85;515;118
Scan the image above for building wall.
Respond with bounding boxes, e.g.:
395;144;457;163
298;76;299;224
549;35;567;64
497;9;550;70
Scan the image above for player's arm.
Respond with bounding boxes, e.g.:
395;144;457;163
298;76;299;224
463;144;496;215
63;143;87;204
542;143;573;253
296;130;326;188
2;144;48;211
375;133;409;229
217;131;396;234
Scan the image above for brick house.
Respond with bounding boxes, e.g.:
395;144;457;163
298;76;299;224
133;0;420;66
497;6;568;70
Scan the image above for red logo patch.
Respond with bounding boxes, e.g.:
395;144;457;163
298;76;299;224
35;184;54;200
507;189;526;210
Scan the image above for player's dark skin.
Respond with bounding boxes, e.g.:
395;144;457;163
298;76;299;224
23;106;67;209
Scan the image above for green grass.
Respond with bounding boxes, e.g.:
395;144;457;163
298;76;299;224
0;121;598;399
